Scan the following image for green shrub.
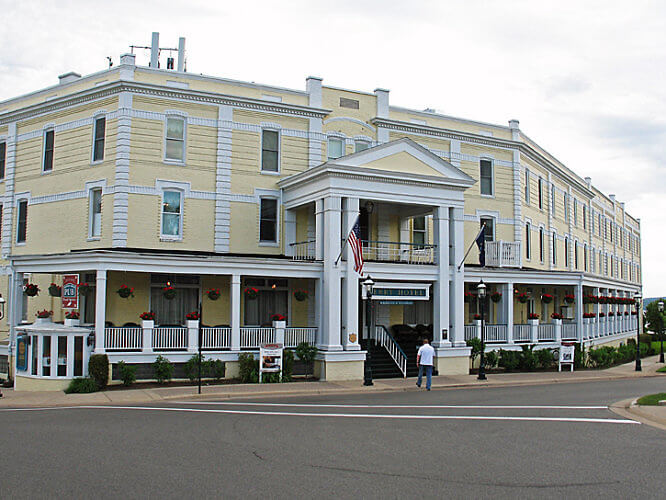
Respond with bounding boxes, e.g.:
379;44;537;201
282;349;294;382
484;350;498;369
588;346;615;368
261;372;281;383
152;355;174;384
466;338;482;365
64;377;98;394
184;354;205;382
88;354;109;389
574;343;586;369
238;352;258;383
295;342;318;379
518;345;538;371
117;361;137;387
536;348;555;369
209;359;225;381
498;349;520;371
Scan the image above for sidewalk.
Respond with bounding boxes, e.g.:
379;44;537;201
1;355;664;410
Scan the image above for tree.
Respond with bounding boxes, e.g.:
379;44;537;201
295;342;318;379
645;299;665;336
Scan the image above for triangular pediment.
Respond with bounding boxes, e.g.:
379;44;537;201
327;137;474;183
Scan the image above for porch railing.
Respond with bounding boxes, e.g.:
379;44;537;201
105;327;142;350
485;241;521;268
464;324;477;340
290;240;316;261
362;240;436;264
562;323;577;340
240;327;275;348
201;327;231;349
485;324;507;343
514;324;531;342
153;327;188;350
538;324;556;341
285;327;317;347
371;325;407;377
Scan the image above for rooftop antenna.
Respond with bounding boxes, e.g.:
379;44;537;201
107;56;113;68
129;32;186;71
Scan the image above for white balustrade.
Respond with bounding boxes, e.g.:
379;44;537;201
290;241;316;261
201;327;231;349
104;327;142;350
362;241;435;264
538;324;556;341
152;327;188;350
485;241;521;268
484;324;507;343
371;326;407;377
240;327;275;348
464;325;478;340
284;328;317;347
514;324;531;342
562;323;577;340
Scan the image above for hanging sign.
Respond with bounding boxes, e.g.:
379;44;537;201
368;282;431;301
16;336;28;372
559;343;575;372
259;343;283;383
62;274;79;309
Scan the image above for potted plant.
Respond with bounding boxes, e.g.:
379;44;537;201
516;291;529;303
583;312;595;319
270;313;286;328
78;283;93;296
551;312;563;321
65;310;80;326
464;291;474;303
541;293;554;304
163;285;176;300
35;309;53;323
599;312;606;318
48;283;62;297
185;311;200;328
116;284;134;299
205;288;221;300
24;283;40;297
140;311;155;328
564;294;575;304
293;289;309;302
624;311;630;316
490;291;502;303
244;287;259;300
528;313;540;321
473;314;481;321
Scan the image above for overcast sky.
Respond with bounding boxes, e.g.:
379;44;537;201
1;0;664;297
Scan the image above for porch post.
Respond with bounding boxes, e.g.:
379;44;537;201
575;281;584;341
284;208;296;257
593;287;600;337
504;282;514;344
319;195;342;351
432;205;450;347
399;217;410;262
342;197;360;350
230;274;241;351
94;270;107;353
8;271;24;377
450;206;466;346
315;198;324;260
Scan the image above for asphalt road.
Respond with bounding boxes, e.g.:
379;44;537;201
1;378;664;499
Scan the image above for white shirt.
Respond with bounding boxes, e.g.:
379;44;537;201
417;343;435;366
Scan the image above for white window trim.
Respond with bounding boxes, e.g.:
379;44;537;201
479;158;494;197
42;125;55;174
538;226;545;263
260;126;281;175
327;135;346;161
86;180;106;240
524;169;530;205
160;189;184;241
258;195;280;247
551;230;557;265
479;216;496;241
163;111;187;165
15;196;29;245
525;221;531;261
90;111;107;165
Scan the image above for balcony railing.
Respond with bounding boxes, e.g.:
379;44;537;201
290;240;316;261
362;240;435;264
486;241;521;268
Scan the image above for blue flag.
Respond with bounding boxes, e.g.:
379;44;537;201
475;225;486;266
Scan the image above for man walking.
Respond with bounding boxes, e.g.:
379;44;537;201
416;338;435;390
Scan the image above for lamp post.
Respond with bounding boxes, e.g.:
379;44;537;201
658;300;664;364
363;275;374;386
477;280;487;381
634;291;642;371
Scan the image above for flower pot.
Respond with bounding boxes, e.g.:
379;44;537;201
163;289;176;300
48;286;62;297
207;292;220;301
117;288;132;298
186;320;200;329
142;320;155;329
294;291;308;302
272;320;286;329
24;287;39;297
64;318;80;327
34;317;52;324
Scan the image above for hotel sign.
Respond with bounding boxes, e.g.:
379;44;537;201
62;274;79;309
368;283;430;301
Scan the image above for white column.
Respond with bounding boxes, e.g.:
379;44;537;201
593;286;600;337
342;197;360;350
504;283;514;344
142;322;153;353
554;319;562;343
230;274;241;350
66;336;75;378
319;196;342;351
8;271;24;374
187;321;199;353
432;205;450;347
314;278;323;345
575;282;583;342
450;207;466;346
94;270;107;353
315;199;324;260
399;217;410;262
284;208;296;257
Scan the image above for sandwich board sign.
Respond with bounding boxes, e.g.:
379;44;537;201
559;342;575;372
259;343;283;383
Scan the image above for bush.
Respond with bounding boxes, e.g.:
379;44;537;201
65;377;98;394
88;354;109;389
282;349;294;382
209;359;225;381
536;348;556;369
484;350;498;369
117;361;137;387
574;343;586;369
466;338;482;366
152;355;174;384
498;349;520;372
518;345;538;371
295;342;318;378
184;354;205;382
238;352;258;383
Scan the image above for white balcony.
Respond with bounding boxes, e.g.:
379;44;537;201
486;240;521;268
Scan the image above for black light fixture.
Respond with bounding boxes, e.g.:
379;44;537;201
477;280;487;381
634;291;642;371
364;201;374;214
362;275;374;386
658;299;664;364
0;294;5;320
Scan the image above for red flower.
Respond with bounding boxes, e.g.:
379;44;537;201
185;311;200;321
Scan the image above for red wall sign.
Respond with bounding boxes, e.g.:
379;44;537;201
62;274;79;309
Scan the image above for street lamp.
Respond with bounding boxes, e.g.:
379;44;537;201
658;300;664;363
362;275;375;386
477;280;487;381
0;294;5;320
634;291;642;371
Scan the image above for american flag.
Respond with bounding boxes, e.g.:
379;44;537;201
348;216;364;276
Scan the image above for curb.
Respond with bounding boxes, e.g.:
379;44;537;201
609;397;666;431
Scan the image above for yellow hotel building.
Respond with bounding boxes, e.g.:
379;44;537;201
0;34;642;389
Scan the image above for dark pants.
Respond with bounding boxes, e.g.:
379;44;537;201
417;364;433;389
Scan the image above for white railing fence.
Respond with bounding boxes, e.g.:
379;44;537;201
290;241;316;261
464;324;478;340
105;327;142;350
562;323;577;340
153;327;188;350
538;324;556;341
514;324;531;342
240;327;275;348
485;241;521;268
285;328;317;347
201;327;231;349
362;241;435;264
484;324;507;343
371;326;407;377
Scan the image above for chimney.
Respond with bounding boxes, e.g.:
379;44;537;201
150;31;160;68
508;119;520;129
177;37;186;72
58;72;81;85
508;119;520;140
584;177;592;188
306;76;322;108
609;194;616;204
374;88;390;118
120;53;135;66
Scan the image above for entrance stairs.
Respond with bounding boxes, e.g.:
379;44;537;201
361;327;421;379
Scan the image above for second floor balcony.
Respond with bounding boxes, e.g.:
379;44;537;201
290;240;436;264
485;240;521;268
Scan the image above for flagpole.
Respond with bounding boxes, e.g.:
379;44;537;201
457;223;486;271
335;215;359;266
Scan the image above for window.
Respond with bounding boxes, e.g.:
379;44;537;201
161;190;182;238
16;199;27;243
538;178;543;209
165;116;185;161
584;245;588;271
243;279;288;326
89;188;102;238
43;129;54;172
0;204;3;239
583;205;587;230
412;216;426;247
150;274;199;326
552;232;557;265
551;185;556;216
563;193;568;221
92;117;106;162
524;170;530;204
480;217;494;242
539;227;544;262
610;223;613;243
573;199;578;226
354;140;370;153
574;242;579;269
525;223;531;260
480;159;493;196
0;141;5;179
598;214;602;236
328;137;344;160
259;198;278;242
261;129;280;172
564;237;569;267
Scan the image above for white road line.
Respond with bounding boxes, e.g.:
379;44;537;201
0;405;640;424
176;402;610;410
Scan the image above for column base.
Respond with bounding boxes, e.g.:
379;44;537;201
314;350;366;381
